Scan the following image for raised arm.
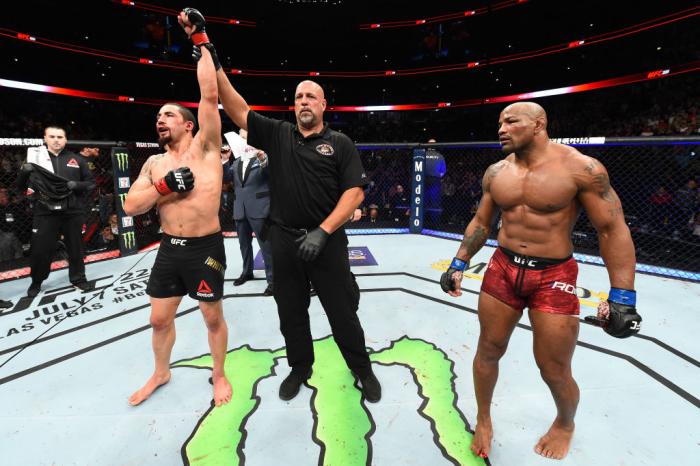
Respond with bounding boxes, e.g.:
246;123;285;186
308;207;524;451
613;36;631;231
576;157;635;289
180;8;249;131
178;8;221;156
194;44;222;155
441;161;502;296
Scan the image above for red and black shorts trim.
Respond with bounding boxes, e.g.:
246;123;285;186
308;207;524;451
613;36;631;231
146;231;226;302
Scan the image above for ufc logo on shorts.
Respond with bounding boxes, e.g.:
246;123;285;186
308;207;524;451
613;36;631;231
170;238;187;246
552;281;576;295
175;172;186;190
513;256;536;267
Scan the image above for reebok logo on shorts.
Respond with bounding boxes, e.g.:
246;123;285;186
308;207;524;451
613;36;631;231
551;281;577;295
197;280;214;298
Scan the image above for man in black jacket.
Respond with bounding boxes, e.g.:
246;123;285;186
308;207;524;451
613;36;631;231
16;126;95;297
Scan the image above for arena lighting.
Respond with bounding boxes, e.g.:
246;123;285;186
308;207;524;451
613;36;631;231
359;0;527;29
2;7;696;78
110;0;256;27
1;61;697;111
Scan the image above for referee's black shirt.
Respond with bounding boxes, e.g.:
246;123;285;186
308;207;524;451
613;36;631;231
247;111;368;229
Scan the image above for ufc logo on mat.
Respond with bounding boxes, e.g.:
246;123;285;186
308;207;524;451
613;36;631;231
551;281;577;294
171;238;188;246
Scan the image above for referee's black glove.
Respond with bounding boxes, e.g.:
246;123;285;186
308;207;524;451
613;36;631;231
295;227;329;262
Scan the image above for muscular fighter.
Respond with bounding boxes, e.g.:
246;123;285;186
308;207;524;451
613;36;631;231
124;9;232;407
441;102;641;459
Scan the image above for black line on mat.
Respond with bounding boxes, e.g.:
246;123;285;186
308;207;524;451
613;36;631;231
1;280;697;409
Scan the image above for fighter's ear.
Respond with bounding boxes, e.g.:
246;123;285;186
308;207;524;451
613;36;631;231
533;115;547;134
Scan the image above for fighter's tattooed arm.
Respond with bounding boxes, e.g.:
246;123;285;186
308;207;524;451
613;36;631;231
137;153;165;184
123;153;166;216
457;225;489;260
578;156;636;289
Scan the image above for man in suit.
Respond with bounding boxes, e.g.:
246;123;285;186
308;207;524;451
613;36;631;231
223;129;274;295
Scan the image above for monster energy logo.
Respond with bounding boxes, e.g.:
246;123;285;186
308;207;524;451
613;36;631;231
119;193;128;209
122;231;136;250
173;336;486;466
115;152;129;172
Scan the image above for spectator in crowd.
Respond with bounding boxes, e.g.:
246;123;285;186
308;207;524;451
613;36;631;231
0;156;17;188
386;184;409;222
648;186;673;233
364;180;383;210
672;179;698;235
0;187;24;262
440;174;457;224
90;224;118;250
692;213;700;239
108;213;120;236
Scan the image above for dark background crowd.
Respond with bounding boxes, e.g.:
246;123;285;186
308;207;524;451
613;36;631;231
1;0;699;276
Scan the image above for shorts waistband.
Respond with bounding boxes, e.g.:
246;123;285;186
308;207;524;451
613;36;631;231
499;246;572;270
161;231;222;247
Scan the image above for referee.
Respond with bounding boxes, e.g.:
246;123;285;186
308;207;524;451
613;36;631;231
208;43;380;401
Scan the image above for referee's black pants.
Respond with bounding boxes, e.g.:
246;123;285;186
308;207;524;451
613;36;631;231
30;212;86;285
270;225;371;377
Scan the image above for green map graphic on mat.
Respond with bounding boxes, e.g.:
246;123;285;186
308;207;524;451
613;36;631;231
172;336;486;466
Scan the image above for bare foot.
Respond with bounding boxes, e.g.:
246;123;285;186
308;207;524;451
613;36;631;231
128;372;171;406
534;421;575;460
213;374;232;406
470;420;493;459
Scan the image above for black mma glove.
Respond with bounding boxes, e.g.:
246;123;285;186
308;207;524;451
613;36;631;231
154;167;194;195
585;288;642;338
295;227;329;262
66;181;77;191
440;257;468;293
21;163;33;173
182;8;210;45
192;43;221;71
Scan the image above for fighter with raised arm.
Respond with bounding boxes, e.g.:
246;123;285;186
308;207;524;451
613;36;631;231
124;8;232;407
441;102;641;459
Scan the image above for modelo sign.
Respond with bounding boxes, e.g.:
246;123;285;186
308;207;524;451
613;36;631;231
410;148;426;233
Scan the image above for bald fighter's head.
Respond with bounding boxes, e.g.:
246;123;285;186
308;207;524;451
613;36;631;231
294;80;326;132
498;101;548;154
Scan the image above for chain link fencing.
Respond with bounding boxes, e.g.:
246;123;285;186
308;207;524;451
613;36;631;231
403;137;700;279
2;137;699;282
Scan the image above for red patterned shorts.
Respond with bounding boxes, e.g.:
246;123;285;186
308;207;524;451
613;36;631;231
481;247;580;315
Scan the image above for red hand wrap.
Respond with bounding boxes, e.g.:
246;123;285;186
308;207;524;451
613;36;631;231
191;31;210;46
154;177;171;195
